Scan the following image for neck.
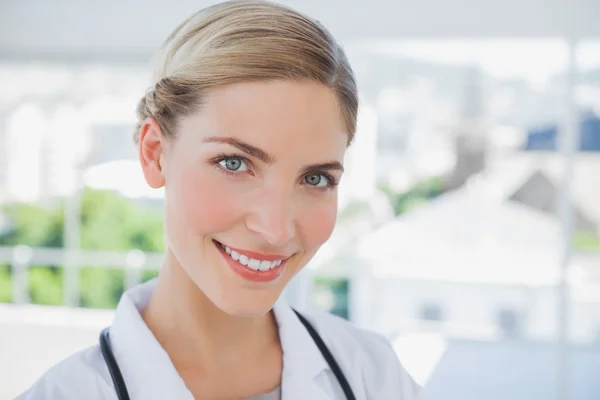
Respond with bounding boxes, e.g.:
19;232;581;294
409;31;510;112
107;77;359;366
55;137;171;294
142;249;279;370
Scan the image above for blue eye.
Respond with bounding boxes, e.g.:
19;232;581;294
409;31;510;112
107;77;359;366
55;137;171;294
303;173;329;187
219;157;248;172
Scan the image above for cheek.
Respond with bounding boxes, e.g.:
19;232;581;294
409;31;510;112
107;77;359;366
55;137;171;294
174;168;242;234
298;194;338;249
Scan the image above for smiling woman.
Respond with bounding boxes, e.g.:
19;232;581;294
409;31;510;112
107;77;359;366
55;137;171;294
18;1;421;400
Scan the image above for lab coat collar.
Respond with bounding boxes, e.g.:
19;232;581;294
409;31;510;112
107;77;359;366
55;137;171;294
110;279;193;400
108;279;333;400
273;298;333;399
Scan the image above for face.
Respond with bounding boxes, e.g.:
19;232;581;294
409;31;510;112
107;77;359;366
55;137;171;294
139;80;349;316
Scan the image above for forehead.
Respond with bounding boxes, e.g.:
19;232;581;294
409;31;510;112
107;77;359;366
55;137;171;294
176;80;348;159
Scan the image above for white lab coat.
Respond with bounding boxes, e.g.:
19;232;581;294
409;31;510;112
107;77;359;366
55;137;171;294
17;279;421;399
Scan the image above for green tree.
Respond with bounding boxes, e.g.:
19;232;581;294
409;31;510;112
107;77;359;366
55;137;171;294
29;266;64;305
574;232;600;252
0;202;64;248
0;264;11;303
0;189;164;308
0;202;65;305
379;175;444;216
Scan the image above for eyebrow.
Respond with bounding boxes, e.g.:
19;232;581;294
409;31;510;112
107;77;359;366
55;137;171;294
302;161;344;175
202;136;344;173
202;136;275;164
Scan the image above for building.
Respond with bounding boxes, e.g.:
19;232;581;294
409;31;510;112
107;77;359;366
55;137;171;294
475;153;600;234
349;187;600;344
525;110;600;152
346;185;600;396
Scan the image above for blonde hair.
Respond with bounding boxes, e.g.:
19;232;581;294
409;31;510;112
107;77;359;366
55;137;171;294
134;0;357;145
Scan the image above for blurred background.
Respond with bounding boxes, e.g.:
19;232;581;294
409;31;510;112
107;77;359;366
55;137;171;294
1;0;599;399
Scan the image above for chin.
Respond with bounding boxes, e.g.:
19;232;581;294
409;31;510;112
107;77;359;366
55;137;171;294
212;291;281;318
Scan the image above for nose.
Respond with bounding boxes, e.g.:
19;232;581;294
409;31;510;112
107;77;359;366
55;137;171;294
245;188;296;247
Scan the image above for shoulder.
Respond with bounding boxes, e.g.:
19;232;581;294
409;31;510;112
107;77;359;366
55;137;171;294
16;345;115;400
303;309;423;399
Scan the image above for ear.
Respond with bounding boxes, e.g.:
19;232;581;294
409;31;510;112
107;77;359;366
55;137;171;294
138;117;166;189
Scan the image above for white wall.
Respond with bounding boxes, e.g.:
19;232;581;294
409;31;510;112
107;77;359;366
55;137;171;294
352;278;600;344
367;280;528;334
527;286;600;343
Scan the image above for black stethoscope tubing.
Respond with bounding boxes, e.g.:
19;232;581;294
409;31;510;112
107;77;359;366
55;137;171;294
99;309;356;400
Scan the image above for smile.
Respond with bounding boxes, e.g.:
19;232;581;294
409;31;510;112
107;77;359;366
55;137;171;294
217;241;283;271
213;240;288;283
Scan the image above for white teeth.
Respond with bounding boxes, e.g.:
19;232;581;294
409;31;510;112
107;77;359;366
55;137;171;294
220;243;284;271
259;260;272;271
248;259;260;270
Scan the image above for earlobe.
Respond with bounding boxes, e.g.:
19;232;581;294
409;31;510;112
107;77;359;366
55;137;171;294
138;117;166;189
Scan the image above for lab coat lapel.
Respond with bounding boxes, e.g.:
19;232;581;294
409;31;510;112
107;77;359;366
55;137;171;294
273;299;335;400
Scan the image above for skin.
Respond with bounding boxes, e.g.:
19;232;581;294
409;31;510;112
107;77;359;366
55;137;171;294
138;80;349;399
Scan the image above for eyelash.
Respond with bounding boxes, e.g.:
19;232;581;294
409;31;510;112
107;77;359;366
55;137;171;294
312;172;339;188
210;152;339;189
211;152;253;176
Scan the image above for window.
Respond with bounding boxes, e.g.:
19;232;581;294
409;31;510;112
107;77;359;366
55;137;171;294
419;302;443;322
497;308;521;337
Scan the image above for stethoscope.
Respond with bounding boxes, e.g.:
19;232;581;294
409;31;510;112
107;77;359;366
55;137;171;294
99;309;356;400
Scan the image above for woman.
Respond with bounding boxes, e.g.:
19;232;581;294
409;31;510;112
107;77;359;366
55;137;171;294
19;1;421;399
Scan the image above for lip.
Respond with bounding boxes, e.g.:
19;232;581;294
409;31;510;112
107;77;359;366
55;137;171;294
214;240;287;283
214;240;290;261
